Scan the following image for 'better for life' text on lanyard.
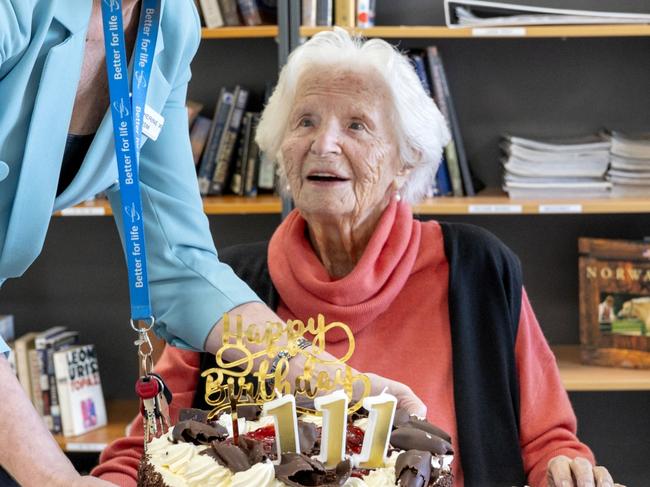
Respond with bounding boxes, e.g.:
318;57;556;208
100;0;160;339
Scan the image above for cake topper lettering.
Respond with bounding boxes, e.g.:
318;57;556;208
201;313;371;418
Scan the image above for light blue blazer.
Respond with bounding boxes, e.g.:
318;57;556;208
0;0;260;354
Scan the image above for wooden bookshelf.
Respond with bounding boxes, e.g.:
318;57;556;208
56;399;138;452
54;195;282;217
55;347;650;452
201;26;278;39
54;193;650;217
553;345;650;391
300;24;650;39
413;193;650;215
201;195;281;214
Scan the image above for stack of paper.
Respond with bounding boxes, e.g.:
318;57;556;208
608;132;650;197
445;0;650;28
502;134;612;199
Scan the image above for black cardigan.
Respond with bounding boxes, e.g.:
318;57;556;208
194;222;527;486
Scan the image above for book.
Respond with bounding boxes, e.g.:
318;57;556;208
45;330;80;433
190;115;213;167
426;46;474;196
444;0;650;28
28;348;44;415
34;326;67;425
335;0;356;27
218;0;241;25
197;88;234;195
236;0;262;26
435;157;453;196
209;86;249;195
198;0;225;28
302;0;317;26
13;332;38;400
579;238;650;369
230;111;254;195
257;151;276;191
356;0;375;28
425;47;463;197
316;0;333;26
243;113;262;196
54;344;107;436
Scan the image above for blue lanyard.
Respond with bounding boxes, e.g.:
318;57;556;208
100;0;161;322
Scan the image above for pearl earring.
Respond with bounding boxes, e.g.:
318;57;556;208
392;180;402;202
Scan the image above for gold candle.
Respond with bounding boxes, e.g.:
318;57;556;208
262;392;300;461
314;389;349;468
354;391;397;468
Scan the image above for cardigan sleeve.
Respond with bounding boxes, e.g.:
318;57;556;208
91;347;202;485
516;289;595;487
106;0;261;351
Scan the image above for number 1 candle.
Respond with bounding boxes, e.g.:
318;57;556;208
262;392;300;461
353;391;397;468
314;389;349;468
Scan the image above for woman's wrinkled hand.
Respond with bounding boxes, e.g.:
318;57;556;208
365;372;427;418
547;455;624;487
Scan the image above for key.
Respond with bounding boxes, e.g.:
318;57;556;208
149;373;173;433
136;376;161;444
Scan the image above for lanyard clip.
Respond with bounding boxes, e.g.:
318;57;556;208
132;317;155;376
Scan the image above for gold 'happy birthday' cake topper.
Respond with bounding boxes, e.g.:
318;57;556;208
201;313;371;419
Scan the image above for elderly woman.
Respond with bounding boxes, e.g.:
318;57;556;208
93;30;618;487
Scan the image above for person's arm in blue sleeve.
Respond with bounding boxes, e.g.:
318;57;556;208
107;4;261;352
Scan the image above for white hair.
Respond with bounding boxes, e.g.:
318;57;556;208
255;27;451;204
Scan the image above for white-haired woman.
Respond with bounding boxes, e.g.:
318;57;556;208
94;29;618;487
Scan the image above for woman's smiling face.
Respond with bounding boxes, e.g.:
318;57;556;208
280;66;405;223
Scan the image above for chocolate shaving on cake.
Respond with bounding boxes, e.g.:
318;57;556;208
297;420;319;455
274;453;351;486
238;436;268;465
137;455;165;487
399;417;452;444
205;441;252;473
395;449;432;487
177;408;209;423
392;411;452;444
171;420;228;444
390;427;453;456
431;471;454;487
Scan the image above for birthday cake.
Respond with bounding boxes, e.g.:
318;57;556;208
137;406;453;487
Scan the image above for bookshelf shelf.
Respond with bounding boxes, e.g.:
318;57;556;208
553;345;650;391
201;26;278;39
413;193;650;215
56;399;138;452
55;346;650;453
54;196;282;217
300;24;650;39
54;193;650;217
